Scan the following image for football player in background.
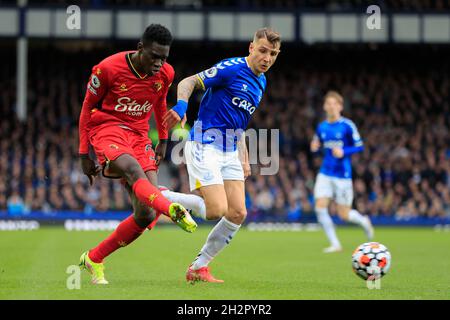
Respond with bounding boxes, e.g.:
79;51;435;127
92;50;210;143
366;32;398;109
311;91;374;253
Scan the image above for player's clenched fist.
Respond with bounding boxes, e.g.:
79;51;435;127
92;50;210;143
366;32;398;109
163;100;188;129
79;155;101;186
155;140;167;166
310;139;321;152
332;147;344;158
163;109;180;129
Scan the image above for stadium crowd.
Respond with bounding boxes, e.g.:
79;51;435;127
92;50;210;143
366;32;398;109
242;47;450;221
0;44;449;222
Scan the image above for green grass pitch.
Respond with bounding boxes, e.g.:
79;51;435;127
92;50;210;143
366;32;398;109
0;226;449;299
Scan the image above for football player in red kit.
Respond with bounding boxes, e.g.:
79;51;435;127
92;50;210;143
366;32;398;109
78;24;197;284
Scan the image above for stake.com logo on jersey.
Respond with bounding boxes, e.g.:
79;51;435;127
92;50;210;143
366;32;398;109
114;97;153;116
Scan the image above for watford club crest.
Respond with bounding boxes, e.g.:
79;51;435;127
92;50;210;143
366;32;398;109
153;81;163;92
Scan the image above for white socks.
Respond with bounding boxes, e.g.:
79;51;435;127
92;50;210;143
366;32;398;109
348;209;366;225
316;207;341;248
348;209;372;235
160;189;207;220
190;217;240;270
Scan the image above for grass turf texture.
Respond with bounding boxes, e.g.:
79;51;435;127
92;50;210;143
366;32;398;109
0;226;449;299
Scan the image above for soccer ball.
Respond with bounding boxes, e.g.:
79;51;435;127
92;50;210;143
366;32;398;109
352;242;391;280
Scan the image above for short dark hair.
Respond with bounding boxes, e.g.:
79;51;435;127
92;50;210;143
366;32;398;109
142;24;173;46
253;27;281;46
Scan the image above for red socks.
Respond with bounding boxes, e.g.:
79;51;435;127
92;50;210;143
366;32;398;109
88;215;145;263
132;178;171;216
88;179;172;263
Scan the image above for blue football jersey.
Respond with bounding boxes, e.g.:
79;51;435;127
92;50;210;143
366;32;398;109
314;117;364;179
189;57;267;151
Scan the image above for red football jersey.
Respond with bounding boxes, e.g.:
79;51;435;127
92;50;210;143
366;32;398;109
78;51;174;154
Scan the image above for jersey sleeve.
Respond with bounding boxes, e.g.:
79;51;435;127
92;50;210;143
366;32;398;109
78;63;110;154
343;120;364;156
195;60;237;90
153;66;174;141
347;120;363;147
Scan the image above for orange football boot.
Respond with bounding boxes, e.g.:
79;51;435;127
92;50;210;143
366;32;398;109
186;266;224;284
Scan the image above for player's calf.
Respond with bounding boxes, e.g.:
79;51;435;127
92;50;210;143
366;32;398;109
131;191;158;228
188;216;240;273
109;155;172;214
134;210;156;229
132;189;195;232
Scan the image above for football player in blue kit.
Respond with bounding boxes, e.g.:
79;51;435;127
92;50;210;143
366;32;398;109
311;91;374;253
164;27;281;282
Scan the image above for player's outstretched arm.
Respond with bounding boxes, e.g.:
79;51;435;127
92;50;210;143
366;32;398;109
163;75;204;129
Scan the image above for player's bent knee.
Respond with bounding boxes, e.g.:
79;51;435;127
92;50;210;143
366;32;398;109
205;203;228;220
315;198;329;209
134;205;148;218
134;212;155;228
205;211;223;220
134;216;152;228
133;206;156;227
336;206;350;220
315;205;325;212
226;208;247;225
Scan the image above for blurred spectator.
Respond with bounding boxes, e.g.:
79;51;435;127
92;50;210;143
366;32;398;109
7;191;28;216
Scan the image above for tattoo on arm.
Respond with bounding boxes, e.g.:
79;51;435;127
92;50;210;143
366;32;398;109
177;75;204;101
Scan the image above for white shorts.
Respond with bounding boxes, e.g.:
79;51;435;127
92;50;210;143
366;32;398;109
313;173;354;206
184;140;244;191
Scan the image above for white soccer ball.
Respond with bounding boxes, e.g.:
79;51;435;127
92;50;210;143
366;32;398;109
351;242;391;280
